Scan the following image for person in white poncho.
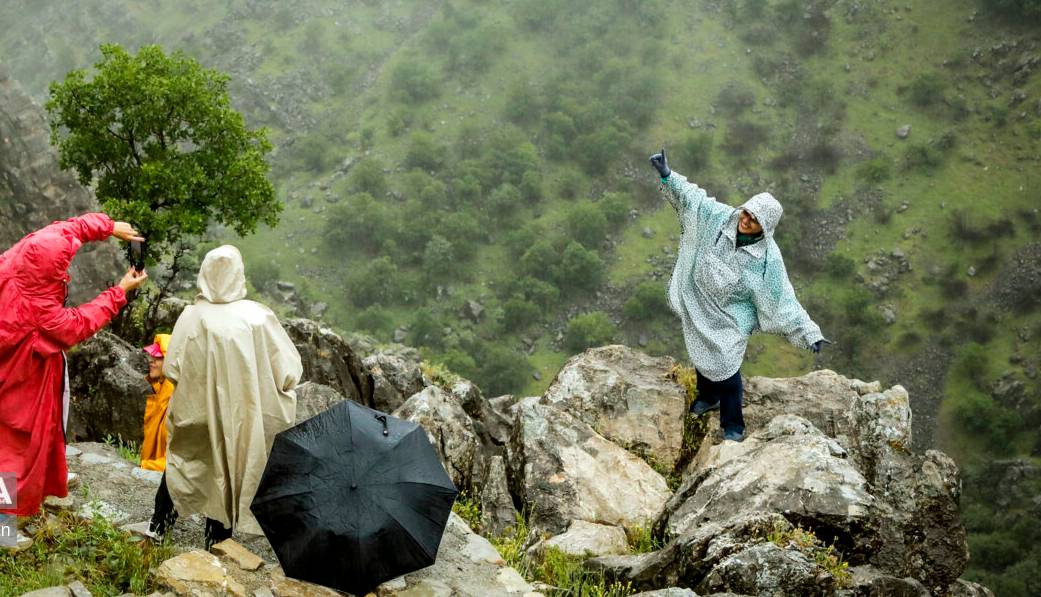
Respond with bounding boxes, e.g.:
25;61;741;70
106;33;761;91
149;244;302;548
649;149;829;442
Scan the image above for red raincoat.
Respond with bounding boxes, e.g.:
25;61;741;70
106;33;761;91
0;213;127;516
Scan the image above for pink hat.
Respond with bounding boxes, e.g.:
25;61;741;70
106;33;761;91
143;334;171;358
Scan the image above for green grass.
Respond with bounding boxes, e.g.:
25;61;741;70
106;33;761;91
101;435;140;466
0;511;175;597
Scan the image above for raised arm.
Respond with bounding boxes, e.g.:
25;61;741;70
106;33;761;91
752;255;825;350
36;287;128;350
650;148;732;229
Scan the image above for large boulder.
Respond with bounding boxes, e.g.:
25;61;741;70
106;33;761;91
661;415;877;545
542;346;687;470
528;520;629;558
66;331;152;443
393;386;482;491
283;318;373;406
293;382;348;424
506;398;671;534
741;369;876;441
478;455;518;537
452;378;513;447
363;352;427;413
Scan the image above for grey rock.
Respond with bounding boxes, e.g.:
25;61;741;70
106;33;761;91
662;415;874;539
542;345;687;469
698;542;824;596
294;382;348;423
67;580;92;597
393;328;408;343
65;445;83;458
529;520;629;558
631;590;699;597
77;500;130;524
507;398;670;534
284;318;373;407
364;352;427;414
462;300;485;323
478;456;518;537
393;386;481;490
846;565;929;596
19;588;72;597
897;124;912;138
130;467;163;486
66;331;151;444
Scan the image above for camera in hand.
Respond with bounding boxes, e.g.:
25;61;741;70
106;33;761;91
127;240;147;272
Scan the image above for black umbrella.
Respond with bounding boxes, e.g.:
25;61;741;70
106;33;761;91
251;399;458;595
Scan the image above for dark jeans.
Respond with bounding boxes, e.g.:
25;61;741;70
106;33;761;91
150;473;232;549
695;370;745;435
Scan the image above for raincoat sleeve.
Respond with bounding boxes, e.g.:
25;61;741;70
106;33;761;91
662;172;733;232
36;287;127;350
50;213;116;243
753;256;824;349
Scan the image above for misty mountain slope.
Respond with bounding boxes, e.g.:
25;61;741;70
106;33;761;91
1;2;1040;591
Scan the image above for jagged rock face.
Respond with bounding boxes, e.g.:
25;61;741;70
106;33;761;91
596;371;973;596
506;397;671;534
0;64;121;304
283;318;373;406
66;330;151;444
742;369;871;440
393;385;482;491
661;415;877;544
293;382;348;424
362;352;427;413
542;345;687;470
698;542;825;596
478;455;517;538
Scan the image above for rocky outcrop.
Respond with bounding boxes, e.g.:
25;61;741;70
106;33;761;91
363;352;427;413
591;370;974;596
393;386;482;491
66;331;151;444
283;318;373;406
0;64;120;304
507;397;671;534
542;345;687;470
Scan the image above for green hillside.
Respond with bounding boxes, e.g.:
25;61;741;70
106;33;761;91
2;0;1040;592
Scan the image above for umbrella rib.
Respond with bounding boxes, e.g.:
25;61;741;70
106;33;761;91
370;496;438;562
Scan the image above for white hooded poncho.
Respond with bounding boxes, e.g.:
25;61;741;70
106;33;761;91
661;172;824;381
163;245;303;534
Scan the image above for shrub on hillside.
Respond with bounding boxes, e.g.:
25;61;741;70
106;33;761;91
248;260;280;293
599;192;630;227
565;202;609;249
355;306;394;336
982;0;1041;20
347;256;401;307
907;73;947;108
390;61;440;102
623;281;670;321
475;344;531;396
324;193;392;254
502;296;541;331
722;120;769;158
554;242;605;292
856;156;892;182
347;158;387;197
902;143;943;172
716;83;756;116
678;132;714;173
565;312;616;352
405;131;446;172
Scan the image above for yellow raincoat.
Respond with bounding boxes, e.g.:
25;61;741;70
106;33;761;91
163;245;302;535
140;332;174;471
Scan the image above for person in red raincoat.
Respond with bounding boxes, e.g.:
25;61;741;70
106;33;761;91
0;213;148;517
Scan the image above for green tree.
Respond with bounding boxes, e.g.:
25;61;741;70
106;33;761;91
47;44;278;251
623;281;669;321
554;242;605;292
325;193;392;254
565;312;616;352
475;344;531;396
502;296;541;331
565;202;609;249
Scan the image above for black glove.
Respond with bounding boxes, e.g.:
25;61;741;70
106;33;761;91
810;339;832;354
649;147;671;179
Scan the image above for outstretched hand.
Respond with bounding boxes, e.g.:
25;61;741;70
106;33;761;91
649;147;671;178
117;267;149;293
112;221;144;242
810;339;833;354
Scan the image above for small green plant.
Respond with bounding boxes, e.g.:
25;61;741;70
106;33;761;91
452;491;483;533
765;521;852;588
527;547;634;596
102;434;140;465
421;361;463;392
625;525;662;554
0;510;174;595
490;511;531;570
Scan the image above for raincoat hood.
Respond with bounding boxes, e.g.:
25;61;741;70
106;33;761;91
0;223;81;306
739;192;783;238
197;245;247;304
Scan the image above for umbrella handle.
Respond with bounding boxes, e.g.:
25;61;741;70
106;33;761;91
375;414;389;436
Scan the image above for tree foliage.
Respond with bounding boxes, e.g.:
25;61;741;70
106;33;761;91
47;44;278;250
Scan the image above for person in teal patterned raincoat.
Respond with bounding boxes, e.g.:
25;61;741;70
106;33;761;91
649;148;828;442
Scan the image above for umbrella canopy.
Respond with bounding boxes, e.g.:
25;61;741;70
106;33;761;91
251;399;458;595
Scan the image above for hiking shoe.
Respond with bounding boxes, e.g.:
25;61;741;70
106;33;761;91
723;430;745;442
690;400;720;416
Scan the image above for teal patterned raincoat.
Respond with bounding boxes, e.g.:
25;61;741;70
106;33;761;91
661;172;825;381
